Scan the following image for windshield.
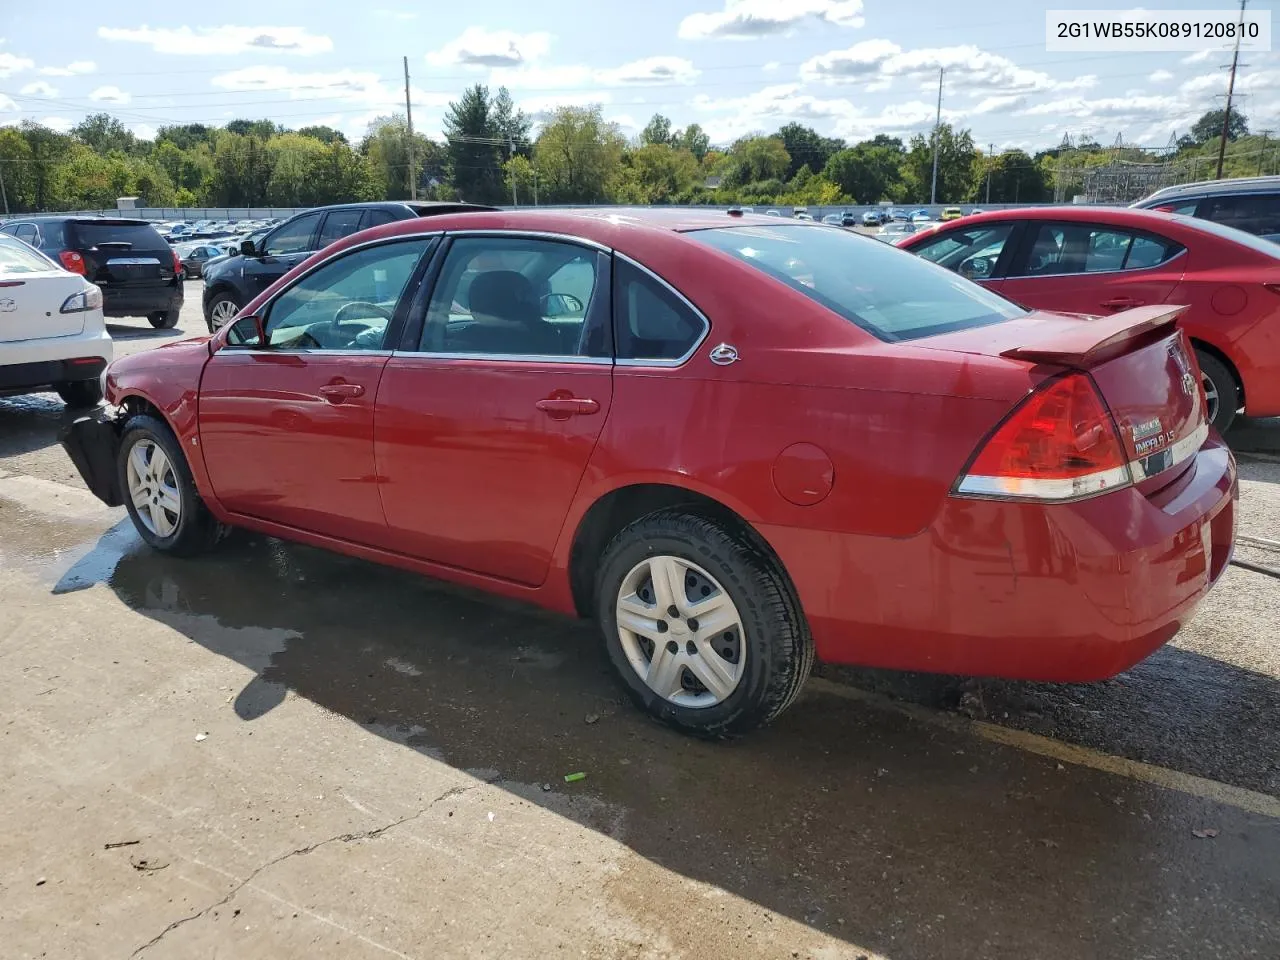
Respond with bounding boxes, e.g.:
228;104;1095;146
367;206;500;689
1170;213;1280;257
689;224;1025;342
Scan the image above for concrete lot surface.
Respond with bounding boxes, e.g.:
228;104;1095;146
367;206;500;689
1;286;1277;959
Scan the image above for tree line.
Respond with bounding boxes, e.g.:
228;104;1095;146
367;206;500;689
0;85;1265;213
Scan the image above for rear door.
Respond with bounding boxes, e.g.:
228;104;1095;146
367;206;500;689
997;221;1184;315
1194;192;1280;243
0;239;88;341
315;208;366;251
241;211;323;300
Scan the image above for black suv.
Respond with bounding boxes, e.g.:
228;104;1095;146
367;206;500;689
201;201;494;330
0;216;183;328
1132;175;1280;243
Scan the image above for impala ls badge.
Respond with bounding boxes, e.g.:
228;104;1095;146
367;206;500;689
709;343;739;365
0;299;15;313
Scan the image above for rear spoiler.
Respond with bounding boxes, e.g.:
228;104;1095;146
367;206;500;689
1000;305;1186;367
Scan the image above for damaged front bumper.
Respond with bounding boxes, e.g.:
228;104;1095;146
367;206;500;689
61;406;124;507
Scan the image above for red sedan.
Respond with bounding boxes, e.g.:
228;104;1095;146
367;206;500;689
63;209;1237;737
897;205;1280;433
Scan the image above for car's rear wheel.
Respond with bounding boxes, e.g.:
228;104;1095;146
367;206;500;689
56;380;102;408
118;414;223;556
1194;348;1239;434
148;308;180;329
206;292;241;332
596;509;813;738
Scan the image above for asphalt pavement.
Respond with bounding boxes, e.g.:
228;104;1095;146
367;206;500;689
1;282;1277;959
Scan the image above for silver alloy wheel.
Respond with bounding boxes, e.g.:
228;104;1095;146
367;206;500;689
210;299;238;327
1202;373;1220;424
125;438;182;538
615;555;746;708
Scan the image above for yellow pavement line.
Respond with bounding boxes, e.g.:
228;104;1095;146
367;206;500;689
805;677;1280;819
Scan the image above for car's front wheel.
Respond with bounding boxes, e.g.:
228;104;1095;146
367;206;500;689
1194;348;1240;434
596;509;813;738
56;380;102;408
117;414;223;556
206;291;241;332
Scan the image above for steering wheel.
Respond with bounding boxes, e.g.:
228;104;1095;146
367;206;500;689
334;301;393;326
541;292;584;317
961;256;992;280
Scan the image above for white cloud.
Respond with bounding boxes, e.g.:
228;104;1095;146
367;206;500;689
1149;69;1174;83
426;27;552;68
1181;49;1216;64
489;64;594;91
130;123;158;140
39;60;95;76
0;94;17;112
678;0;864;39
41;116;72;132
98;25;332;56
971;94;1027;115
0;52;34;78
520;91;613;118
19;80;57;96
608;113;641;131
375;8;418;19
213;65;453;112
597;57;699;85
763;61;780;71
803;40;1095;95
89;85;131;104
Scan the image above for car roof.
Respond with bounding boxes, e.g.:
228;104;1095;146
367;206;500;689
1138;175;1280;204
925;205;1192;229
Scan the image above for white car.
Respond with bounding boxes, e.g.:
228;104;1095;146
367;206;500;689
0;234;111;407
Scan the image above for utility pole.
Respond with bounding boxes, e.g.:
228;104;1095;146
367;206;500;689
929;67;944;204
1258;130;1271;175
0;161;8;216
986;142;994;204
1216;0;1247;179
509;139;517;207
403;55;417;200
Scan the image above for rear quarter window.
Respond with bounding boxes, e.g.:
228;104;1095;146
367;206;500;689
689;224;1025;342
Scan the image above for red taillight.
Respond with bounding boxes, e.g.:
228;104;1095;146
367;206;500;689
58;250;86;275
1153;204;1176;213
172;249;182;274
956;373;1132;501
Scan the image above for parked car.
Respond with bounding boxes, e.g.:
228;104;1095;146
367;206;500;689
765;209;783;217
0;216;183;328
822;214;843;225
940;207;964;221
201;201;494;331
175;242;231;279
875;220;917;242
911;210;932;223
1132;175;1280;243
839;212;858;227
897;205;1280;432
0;233;110;407
861;210;888;226
62;208;1237;737
969;208;984;216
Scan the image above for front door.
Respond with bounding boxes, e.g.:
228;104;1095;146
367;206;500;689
376;234;613;586
241;211;323;301
997;221;1185;315
199;237;434;544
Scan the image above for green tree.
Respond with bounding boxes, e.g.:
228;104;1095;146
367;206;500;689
776;123;844;180
209;131;273;206
503;154;537;204
534;105;626;203
296;125;348;145
625;144;701;203
267;132;329;205
902;124;978;202
361;114;438;200
73;114;137;156
723;136;791;187
20;122;72;211
984;149;1049;203
640;113;675;147
442;84;506;204
823;141;903;203
0;127;36;211
225;119;282;140
673;123;711;161
491;86;531;155
1190;108;1249;144
156;124;216;151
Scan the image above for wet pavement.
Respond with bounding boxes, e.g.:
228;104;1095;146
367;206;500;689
1;293;1278;958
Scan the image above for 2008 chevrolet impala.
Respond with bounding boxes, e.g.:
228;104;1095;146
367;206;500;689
63;208;1238;736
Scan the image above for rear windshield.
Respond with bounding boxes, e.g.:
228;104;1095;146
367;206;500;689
0;235;58;273
68;221;168;252
1170;213;1280;257
689;224;1025;341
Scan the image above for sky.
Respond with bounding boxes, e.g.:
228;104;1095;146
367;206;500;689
2;0;1279;153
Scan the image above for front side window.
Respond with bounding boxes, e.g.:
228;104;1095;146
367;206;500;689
690;224;1023;342
260;239;431;351
419;236;602;357
263;212;322;257
913;223;1016;281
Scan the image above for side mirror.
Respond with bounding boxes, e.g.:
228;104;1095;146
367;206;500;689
240;239;259;257
225;313;266;348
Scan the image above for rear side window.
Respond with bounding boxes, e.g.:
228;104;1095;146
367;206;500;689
0;236;57;272
317;209;365;248
690;225;1023;342
68;221;167;252
1197;193;1280;237
364;209;399;228
613;258;707;361
1018;223;1180;277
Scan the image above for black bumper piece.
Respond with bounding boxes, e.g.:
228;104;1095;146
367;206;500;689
61;408;124;507
0;357;106;392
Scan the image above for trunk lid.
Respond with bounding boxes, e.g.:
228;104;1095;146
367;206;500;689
66;219;176;289
922;306;1207;488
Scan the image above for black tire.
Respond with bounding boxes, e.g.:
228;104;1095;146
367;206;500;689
205;290;241;333
117;414;224;557
595;509;813;738
56;379;102;408
148;308;180;329
1195;348;1239;434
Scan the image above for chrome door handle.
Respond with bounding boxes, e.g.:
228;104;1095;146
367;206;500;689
319;382;365;403
535;397;600;418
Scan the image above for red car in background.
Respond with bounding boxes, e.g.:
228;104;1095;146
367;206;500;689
63;209;1237;737
897;205;1280;433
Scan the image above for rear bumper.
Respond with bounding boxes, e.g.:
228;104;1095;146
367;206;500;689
101;279;183;318
61;406;123;507
762;436;1238;682
0;328;112;394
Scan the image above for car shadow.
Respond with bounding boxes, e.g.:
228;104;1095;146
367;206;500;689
0;393;74;459
105;322;185;340
50;526;1280;958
